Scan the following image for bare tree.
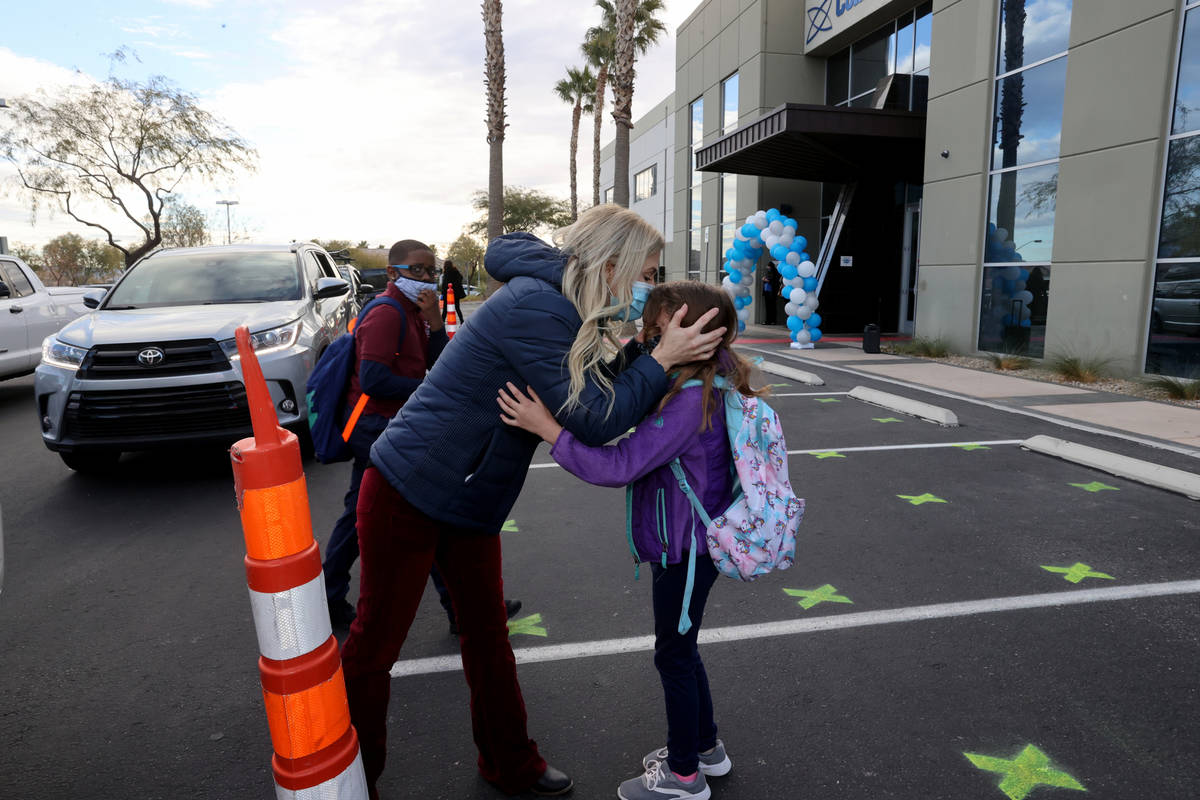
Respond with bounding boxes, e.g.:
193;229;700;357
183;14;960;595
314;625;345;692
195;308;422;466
158;196;213;248
483;0;506;296
0;74;256;267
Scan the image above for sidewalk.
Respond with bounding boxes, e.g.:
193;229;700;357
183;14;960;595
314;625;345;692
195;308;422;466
739;324;1200;453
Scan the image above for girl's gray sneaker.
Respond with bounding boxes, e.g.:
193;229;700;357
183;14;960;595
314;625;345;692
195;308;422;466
641;740;731;777
617;760;710;800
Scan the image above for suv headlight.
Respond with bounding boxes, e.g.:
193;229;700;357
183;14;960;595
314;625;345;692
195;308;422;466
219;320;304;360
41;337;89;370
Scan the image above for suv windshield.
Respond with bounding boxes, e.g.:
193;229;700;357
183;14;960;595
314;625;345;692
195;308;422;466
105;251;302;309
358;267;390;293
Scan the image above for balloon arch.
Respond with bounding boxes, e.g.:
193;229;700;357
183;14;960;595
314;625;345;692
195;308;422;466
721;208;822;347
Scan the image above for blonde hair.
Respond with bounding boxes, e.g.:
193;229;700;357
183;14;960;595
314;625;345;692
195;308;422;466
557;204;665;413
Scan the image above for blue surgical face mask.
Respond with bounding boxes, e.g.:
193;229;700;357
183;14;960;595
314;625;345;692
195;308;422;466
611;281;653;322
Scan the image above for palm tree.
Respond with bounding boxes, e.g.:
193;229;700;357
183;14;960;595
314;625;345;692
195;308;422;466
554;65;597;221
482;0;505;295
597;0;668;207
582;26;614;208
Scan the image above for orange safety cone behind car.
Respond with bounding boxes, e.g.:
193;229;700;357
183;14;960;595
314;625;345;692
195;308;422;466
229;326;368;800
445;284;458;339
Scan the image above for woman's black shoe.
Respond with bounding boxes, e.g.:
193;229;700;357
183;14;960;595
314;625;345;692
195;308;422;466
530;764;573;796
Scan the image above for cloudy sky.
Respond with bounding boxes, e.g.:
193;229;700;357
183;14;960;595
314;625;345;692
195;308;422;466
0;0;697;252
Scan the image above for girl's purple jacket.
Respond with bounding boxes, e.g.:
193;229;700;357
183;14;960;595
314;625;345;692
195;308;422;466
551;385;734;566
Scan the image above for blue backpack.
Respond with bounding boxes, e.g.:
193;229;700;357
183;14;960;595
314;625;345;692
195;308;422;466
305;296;405;463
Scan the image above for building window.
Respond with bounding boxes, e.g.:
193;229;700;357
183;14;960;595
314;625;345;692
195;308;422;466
634;165;657;202
825;2;931;111
978;0;1072;358
1149;1;1200;378
604;187;614;204
688;97;704;280
722;73;739;134
719;174;738;284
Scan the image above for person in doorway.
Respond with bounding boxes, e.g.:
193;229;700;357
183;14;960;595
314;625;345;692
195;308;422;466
497;282;755;800
441;258;467;320
340;205;726;799
762;263;779;326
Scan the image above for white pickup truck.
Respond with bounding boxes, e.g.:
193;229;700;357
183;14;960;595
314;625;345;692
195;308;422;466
0;254;91;380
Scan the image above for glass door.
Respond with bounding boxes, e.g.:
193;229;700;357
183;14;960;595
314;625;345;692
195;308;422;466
899;201;921;334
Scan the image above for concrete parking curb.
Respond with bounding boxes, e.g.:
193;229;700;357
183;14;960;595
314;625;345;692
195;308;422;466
758;361;825;386
1022;435;1200;500
848;385;959;427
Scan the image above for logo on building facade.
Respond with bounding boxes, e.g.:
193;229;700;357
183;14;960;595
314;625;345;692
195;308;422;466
806;0;834;44
807;0;868;45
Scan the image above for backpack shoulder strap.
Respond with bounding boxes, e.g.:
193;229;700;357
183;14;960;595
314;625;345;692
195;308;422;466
358;296;407;347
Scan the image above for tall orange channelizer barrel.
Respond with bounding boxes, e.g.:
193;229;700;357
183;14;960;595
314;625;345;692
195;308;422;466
229;326;368;800
445;284;458;339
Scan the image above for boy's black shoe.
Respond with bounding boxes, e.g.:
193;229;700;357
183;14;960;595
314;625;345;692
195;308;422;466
329;600;357;628
531;764;573;796
448;599;523;636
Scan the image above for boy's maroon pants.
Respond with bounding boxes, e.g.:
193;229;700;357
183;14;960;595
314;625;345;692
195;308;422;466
340;467;546;797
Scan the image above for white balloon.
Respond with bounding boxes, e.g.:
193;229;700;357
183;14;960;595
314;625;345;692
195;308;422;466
734;230;749;242
785;251;801;266
754;212;768;228
780;231;794;248
768;220;784;236
737;307;750;322
745;216;757;227
1014;290;1034;305
1014;280;1027;292
788;276;805;288
759;228;772;243
798;261;816;279
784;302;799;316
741;274;754;286
795;329;812;345
790;288;807;304
722;276;736;290
765;235;781;250
1020;306;1032;321
796;306;813;320
1003;265;1021;280
804;296;820;311
992;227;1009;243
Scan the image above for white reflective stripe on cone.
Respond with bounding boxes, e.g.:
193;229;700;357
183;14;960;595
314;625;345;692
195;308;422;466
247;572;332;662
274;751;368;800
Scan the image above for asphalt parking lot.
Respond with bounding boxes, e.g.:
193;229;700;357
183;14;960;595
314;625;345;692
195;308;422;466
0;342;1198;799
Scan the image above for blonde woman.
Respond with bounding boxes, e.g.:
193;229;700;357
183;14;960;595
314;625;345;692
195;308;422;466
341;205;725;799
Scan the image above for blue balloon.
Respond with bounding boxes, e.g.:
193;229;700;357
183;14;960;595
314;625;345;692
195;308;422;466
770;244;789;261
728;268;743;283
738;320;746;333
766;209;781;222
787;315;803;332
781;285;793;300
808;312;822;328
794;235;807;252
992;276;1005;291
802;277;818;292
799;252;810;262
1018;268;1030;281
785;220;799;233
790;330;799;342
725;248;736;261
741;223;759;238
1002;314;1013;326
1020;319;1032;328
780;264;798;280
809;327;823;342
1003;279;1017;294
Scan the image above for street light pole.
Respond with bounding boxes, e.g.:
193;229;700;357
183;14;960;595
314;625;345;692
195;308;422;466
216;200;239;245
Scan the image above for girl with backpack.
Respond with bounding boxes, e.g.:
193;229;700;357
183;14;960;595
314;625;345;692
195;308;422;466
498;281;771;800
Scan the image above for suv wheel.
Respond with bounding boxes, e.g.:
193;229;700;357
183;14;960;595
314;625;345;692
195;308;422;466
60;450;121;473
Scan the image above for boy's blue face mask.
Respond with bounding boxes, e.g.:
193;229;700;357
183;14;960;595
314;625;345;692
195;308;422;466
611;281;653;322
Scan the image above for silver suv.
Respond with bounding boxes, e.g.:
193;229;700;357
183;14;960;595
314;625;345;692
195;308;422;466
35;243;353;472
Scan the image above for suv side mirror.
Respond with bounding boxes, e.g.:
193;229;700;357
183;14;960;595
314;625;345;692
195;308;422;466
314;277;351;300
0;281;10;299
82;289;107;309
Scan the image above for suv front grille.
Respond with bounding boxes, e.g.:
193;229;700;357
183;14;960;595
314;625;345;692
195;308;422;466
78;339;230;380
63;382;251;441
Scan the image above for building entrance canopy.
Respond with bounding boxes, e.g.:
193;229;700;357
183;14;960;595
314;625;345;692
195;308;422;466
694;103;926;183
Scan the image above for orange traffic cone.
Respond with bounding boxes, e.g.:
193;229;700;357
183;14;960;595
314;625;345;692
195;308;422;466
445;284;458;339
229;326;368;800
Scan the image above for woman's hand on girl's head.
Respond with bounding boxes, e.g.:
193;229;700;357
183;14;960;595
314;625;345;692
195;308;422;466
498;383;564;445
650;304;727;371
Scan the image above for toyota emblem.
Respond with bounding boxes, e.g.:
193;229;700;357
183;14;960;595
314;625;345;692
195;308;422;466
137;347;166;367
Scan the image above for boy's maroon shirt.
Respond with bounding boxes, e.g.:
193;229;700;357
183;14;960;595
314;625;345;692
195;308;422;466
347;281;430;418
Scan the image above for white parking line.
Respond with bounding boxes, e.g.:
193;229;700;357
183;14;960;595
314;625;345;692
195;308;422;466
389;579;1200;678
773;391;851;397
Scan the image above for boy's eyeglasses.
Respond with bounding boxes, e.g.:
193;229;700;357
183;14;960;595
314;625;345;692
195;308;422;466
394;264;438;279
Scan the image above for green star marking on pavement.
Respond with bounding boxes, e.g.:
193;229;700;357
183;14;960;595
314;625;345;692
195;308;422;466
768;383;790;389
811;451;846;459
873;416;903;423
501;519;519;532
1070;481;1119;493
897;493;948;505
815;398;841;403
1041;562;1115;584
955;443;991;451
783;584;854;610
964;744;1085;800
507;613;547;637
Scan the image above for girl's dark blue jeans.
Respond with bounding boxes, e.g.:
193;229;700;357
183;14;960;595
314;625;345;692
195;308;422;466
650;554;720;775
